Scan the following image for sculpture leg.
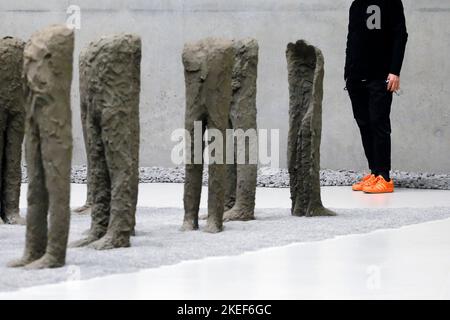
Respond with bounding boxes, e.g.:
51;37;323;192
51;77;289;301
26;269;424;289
71;108;110;247
204;44;233;232
206;161;226;233
130;101;140;236
224;164;257;222
182;120;205;231
3;111;25;225
224;163;237;212
8;115;48;267
26;118;72;269
205;107;229;233
90;106;133;250
0;37;25;225
224;119;237;212
85;124;94;207
72;98;92;215
224;122;257;222
181;51;206;231
224;116;257;222
183;164;203;231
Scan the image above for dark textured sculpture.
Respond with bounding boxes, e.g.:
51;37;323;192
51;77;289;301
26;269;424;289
224;38;258;222
0;37;26;225
286;40;335;217
182;38;234;233
71;34;141;250
8;25;74;269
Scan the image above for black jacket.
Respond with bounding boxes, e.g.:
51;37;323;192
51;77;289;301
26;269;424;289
345;0;408;80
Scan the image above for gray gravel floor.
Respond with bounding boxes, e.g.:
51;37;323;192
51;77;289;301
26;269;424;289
1;206;450;292
22;165;449;190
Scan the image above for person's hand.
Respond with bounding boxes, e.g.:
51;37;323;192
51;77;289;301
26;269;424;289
387;73;400;92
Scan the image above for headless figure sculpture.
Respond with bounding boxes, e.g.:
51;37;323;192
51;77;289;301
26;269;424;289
71;34;141;250
8;25;74;269
181;38;234;233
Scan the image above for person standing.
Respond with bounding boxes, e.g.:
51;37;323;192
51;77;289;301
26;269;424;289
345;0;408;193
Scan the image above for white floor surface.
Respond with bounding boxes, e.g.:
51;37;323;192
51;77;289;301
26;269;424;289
2;183;449;300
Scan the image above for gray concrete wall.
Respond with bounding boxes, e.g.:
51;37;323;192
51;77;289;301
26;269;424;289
1;0;449;173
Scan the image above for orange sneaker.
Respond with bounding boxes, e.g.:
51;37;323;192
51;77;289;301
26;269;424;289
352;174;377;191
363;176;394;194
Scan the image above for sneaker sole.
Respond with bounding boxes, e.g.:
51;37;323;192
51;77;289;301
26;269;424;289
363;190;394;194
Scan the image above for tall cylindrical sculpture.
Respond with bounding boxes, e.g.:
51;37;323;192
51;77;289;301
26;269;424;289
286;40;335;217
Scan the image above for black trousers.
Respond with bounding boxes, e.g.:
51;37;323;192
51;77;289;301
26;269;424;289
347;79;393;174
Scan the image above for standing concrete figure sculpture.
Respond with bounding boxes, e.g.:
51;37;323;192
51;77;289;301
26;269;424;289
72;48;93;216
0;37;25;225
72;34;141;250
286;40;335;217
8;25;74;269
224;39;258;221
182;38;234;233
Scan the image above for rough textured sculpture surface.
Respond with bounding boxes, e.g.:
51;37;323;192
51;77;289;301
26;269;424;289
8;25;74;269
71;34;141;250
286;40;335;217
224;38;258;222
0;37;26;225
182;38;234;233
